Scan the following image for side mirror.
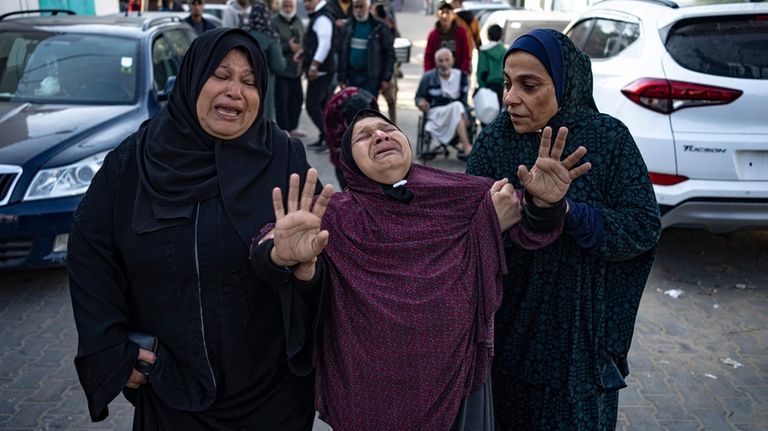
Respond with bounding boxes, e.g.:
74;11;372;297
155;75;176;102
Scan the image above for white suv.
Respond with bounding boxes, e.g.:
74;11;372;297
564;0;768;233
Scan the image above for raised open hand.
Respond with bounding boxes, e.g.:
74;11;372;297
517;126;592;206
490;178;521;232
270;169;334;267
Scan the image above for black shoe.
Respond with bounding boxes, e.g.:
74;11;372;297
457;150;469;162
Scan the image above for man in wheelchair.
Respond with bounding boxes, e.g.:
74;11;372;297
415;48;473;162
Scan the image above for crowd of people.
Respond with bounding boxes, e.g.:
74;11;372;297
184;0;509;164
68;2;663;430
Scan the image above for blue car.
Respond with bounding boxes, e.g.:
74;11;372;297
0;11;196;269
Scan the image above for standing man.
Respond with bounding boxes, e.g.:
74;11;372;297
222;0;252;29
273;0;307;137
301;0;337;151
424;0;470;74
184;0;217;35
337;0;395;100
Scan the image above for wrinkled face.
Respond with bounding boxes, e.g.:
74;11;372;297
437;7;453;28
353;0;370;21
189;1;204;17
503;51;559;134
303;0;320;12
435;49;454;74
350;116;412;185
196;48;261;140
280;0;295;15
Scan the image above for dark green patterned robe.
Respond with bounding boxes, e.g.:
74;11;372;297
466;31;662;430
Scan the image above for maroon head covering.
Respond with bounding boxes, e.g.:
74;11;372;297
315;110;507;429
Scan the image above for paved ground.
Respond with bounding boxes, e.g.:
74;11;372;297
1;2;767;430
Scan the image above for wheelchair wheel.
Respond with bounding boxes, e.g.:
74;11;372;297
416;115;437;162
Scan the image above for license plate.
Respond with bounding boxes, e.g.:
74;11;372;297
736;151;768;180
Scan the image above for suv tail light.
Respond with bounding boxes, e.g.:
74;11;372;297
649;172;688;186
621;78;742;114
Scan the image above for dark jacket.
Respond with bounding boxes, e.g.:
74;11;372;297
184;15;217;35
303;6;336;74
272;13;305;78
337;16;395;89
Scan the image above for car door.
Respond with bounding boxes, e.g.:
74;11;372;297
149;28;194;115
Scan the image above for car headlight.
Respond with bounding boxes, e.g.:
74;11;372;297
23;151;109;201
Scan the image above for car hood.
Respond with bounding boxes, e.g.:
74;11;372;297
0;102;136;166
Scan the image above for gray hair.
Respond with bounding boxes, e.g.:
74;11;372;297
434;47;453;61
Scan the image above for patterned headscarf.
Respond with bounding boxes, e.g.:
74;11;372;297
248;1;280;40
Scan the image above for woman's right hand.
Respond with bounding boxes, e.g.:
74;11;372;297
270;169;334;267
490;178;521;232
126;348;156;389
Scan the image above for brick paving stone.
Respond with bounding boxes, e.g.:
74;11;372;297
636;370;673;396
735;385;768;406
28;379;76;403
674;383;721;409
645;394;692;422
6;366;58;391
0;390;34;415
618;385;651;407
3;402;57;429
703;376;751;400
657;420;700;430
692;407;738;431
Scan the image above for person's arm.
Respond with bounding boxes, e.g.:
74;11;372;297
312;15;334;65
460;71;469;106
222;8;237;28
67;141;142;422
456;27;471;74
423;31;436;71
585;126;661;261
323;94;346;162
476;51;488;88
379;21;396;82
414;74;431;111
268;39;287;75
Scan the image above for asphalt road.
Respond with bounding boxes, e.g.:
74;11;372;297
1;2;767;430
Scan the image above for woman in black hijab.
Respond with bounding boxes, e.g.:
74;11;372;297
67;28;328;430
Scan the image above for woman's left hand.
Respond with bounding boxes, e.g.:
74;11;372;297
518;126;592;206
270;169;334;267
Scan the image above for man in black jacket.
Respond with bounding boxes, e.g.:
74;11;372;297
184;0;217;35
337;0;395;99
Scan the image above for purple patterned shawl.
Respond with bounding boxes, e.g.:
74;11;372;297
315;125;507;429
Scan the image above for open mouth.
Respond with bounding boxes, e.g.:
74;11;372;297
215;105;241;118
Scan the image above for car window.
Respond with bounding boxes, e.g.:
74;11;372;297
567;18;594;50
569;18;639;59
0;32;138;104
152;35;179;91
504;19;572;45
163;29;194;60
666;15;768;80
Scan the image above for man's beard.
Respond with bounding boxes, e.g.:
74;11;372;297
279;9;296;19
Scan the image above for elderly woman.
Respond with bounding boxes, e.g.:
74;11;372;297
261;109;591;430
67;29;324;429
466;29;662;430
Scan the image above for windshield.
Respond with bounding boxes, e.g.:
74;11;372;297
0;31;139;104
